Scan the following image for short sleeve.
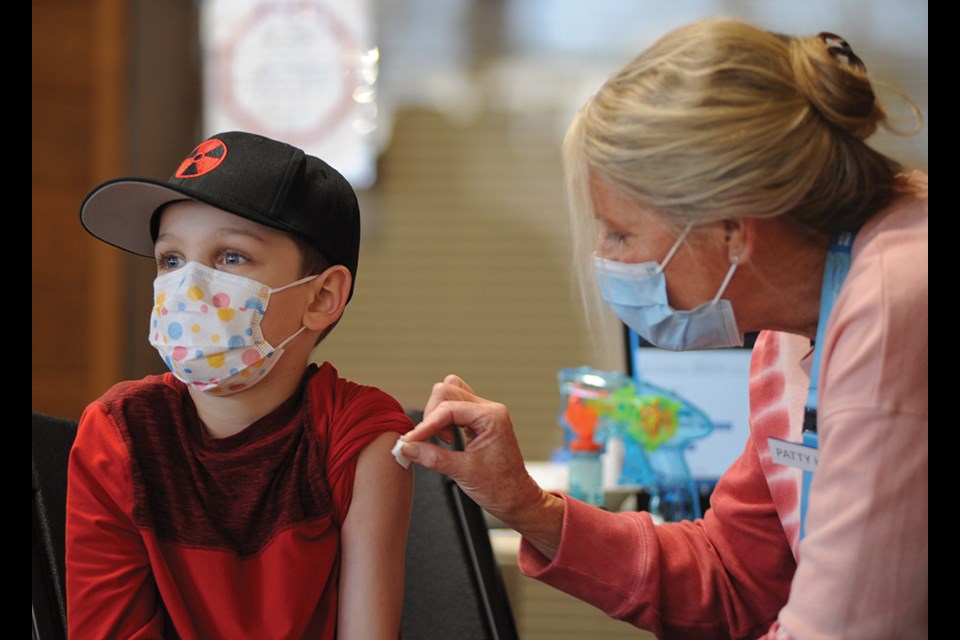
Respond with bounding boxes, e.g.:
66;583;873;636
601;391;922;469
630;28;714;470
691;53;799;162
66;402;167;638
308;363;414;524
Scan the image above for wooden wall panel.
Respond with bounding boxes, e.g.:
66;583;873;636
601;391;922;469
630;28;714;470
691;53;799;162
32;4;91;92
32;0;128;420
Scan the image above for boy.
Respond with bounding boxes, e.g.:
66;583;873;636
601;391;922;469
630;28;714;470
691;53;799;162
66;131;414;639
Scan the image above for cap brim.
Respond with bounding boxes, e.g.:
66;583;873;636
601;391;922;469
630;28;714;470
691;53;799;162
80;179;200;257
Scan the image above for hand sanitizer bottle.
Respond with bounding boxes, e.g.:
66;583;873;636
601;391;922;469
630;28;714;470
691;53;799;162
569;441;604;507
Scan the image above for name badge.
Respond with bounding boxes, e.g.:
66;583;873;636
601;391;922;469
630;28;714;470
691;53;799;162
767;437;818;471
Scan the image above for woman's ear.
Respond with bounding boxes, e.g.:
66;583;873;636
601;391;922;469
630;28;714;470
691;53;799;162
723;218;756;265
302;265;352;331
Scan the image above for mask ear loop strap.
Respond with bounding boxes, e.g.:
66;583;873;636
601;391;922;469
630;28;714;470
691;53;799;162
270;273;320;295
275;324;308;350
657;222;695;274
266;275;320;348
711;255;739;304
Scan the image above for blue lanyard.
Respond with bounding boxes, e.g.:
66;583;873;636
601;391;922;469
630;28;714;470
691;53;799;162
799;230;856;540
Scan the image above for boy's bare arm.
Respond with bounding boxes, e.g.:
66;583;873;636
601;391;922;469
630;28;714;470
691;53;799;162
337;430;414;639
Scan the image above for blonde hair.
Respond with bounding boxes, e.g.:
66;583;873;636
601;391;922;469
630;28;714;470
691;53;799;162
564;17;922;323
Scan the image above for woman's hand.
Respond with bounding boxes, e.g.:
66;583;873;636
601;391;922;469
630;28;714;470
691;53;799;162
401;374;565;557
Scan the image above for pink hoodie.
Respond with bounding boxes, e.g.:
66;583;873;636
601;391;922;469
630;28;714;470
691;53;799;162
520;172;928;639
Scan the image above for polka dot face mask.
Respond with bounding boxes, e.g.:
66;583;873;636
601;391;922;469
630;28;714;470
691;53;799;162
149;261;315;395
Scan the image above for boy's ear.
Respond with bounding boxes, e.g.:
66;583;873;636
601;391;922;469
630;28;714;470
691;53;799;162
302;265;352;331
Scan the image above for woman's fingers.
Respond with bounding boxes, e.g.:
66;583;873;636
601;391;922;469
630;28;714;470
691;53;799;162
400;393;539;525
412;375;489;446
443;373;477;395
422;375;481;418
404;399;492;444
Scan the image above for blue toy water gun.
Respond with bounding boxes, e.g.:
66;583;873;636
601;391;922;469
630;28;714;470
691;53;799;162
557;366;714;520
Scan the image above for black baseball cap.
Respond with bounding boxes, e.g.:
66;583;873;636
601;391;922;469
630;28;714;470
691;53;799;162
80;131;361;300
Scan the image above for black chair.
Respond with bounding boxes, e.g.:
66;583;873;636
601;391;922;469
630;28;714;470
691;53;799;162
401;410;519;640
32;412;78;640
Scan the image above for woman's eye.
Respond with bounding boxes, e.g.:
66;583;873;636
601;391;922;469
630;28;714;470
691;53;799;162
604;230;628;245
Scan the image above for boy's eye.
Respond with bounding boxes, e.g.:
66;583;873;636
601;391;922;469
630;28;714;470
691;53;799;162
222;251;248;266
157;254;184;271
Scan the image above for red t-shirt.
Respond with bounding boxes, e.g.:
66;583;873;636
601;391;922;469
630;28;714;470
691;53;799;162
66;362;412;639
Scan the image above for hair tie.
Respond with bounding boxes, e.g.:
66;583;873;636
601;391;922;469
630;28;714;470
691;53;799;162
817;32;866;72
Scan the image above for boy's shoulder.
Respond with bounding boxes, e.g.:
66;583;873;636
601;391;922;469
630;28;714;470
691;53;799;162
86;372;185;431
304;361;401;407
97;372;181;406
304;361;413;434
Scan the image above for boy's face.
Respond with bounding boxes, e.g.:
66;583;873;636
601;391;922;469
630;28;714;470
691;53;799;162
154;200;310;347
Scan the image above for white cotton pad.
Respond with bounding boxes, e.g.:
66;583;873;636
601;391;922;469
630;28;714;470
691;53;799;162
391;437;412;469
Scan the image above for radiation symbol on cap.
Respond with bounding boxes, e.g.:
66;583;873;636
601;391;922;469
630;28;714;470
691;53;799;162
175;139;228;178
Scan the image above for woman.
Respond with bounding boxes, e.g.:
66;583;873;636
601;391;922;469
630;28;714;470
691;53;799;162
398;18;927;639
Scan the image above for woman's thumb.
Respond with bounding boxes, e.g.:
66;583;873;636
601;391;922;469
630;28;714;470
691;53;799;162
401;440;455;475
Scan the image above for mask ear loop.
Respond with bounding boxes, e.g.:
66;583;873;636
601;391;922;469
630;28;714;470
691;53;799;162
274;324;308;350
265;274;321;347
711;254;739;304
656;222;695;274
269;273;321;294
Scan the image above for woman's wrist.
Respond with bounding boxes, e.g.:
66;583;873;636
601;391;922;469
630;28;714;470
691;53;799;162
499;478;565;560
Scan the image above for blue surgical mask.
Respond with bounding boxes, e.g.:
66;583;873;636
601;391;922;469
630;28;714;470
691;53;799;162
594;224;743;351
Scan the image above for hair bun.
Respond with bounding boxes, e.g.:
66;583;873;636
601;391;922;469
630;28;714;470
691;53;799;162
817;32;867;72
790;32;884;140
